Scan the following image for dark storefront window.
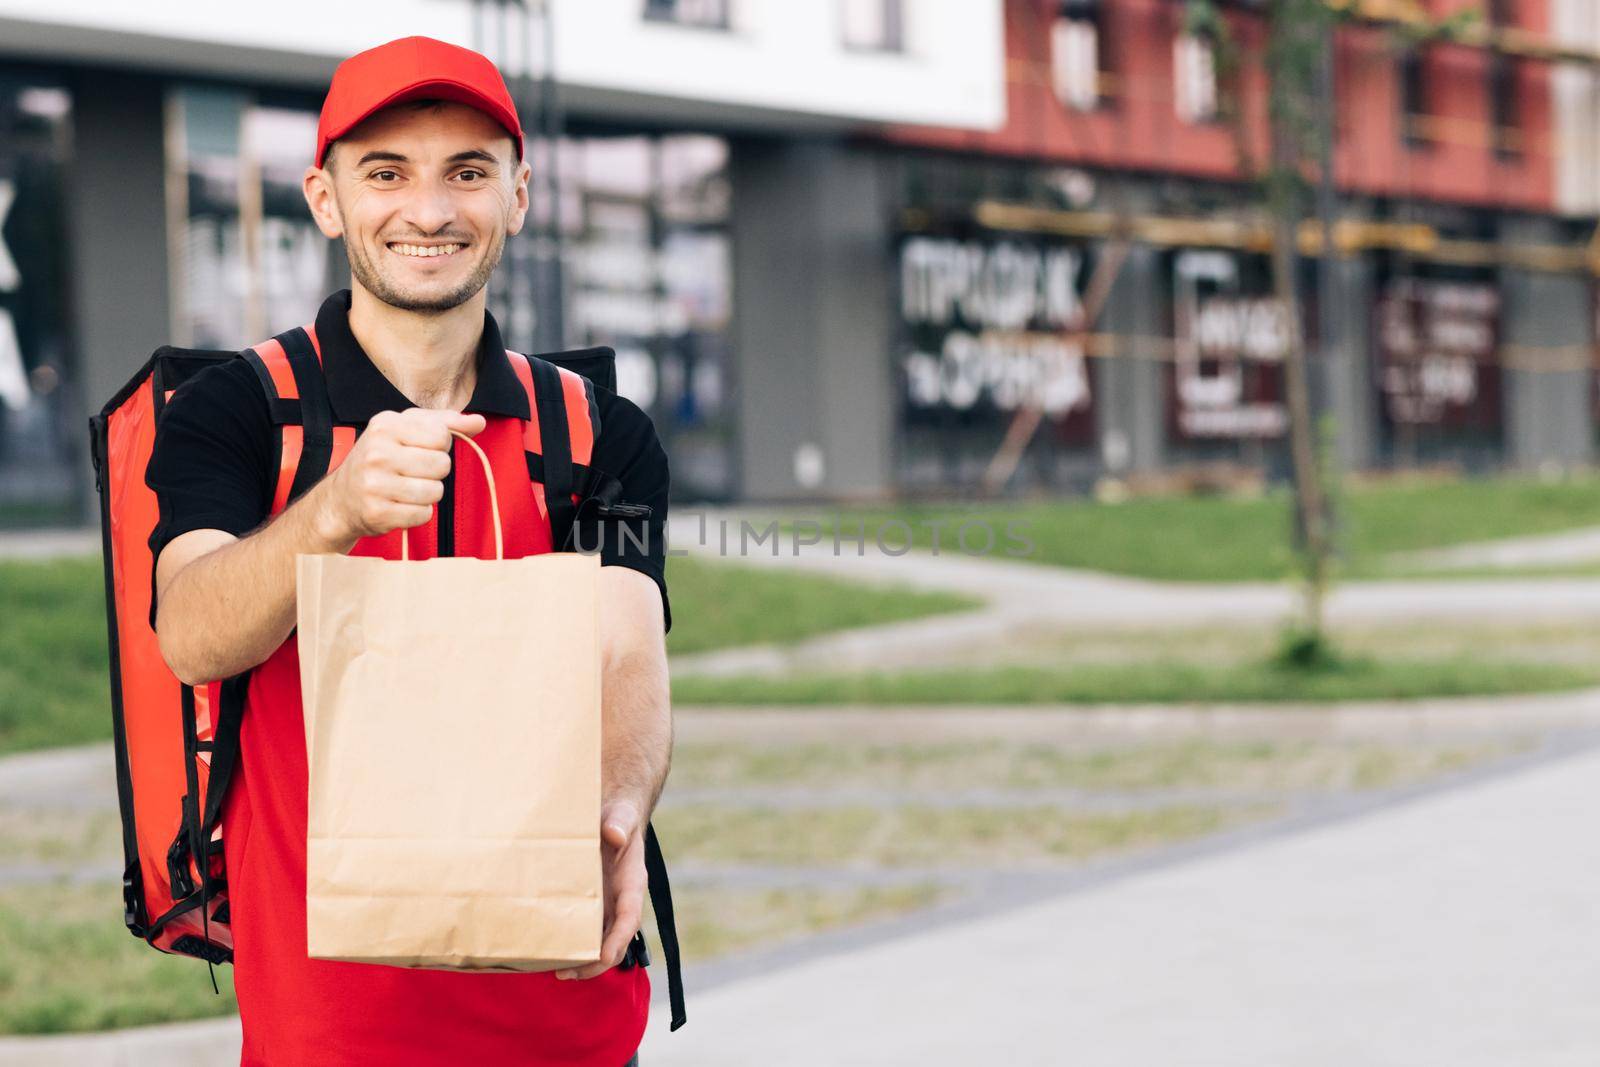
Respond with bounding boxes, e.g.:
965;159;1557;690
895;154;1117;494
496;133;735;502
0;76;78;526
1373;264;1503;470
167;89;733;501
166;86;342;349
1163;248;1292;472
896;231;1098;493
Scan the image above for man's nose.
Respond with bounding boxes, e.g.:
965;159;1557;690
400;179;457;235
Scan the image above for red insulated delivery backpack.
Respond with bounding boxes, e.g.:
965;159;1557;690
88;324;685;1030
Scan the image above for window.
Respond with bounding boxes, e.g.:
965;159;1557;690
506;134;736;500
1052;1;1110;111
1174;32;1218;123
166;88;339;349
0;77;80;525
1488;54;1522;154
642;0;730;30
1487;0;1522;154
841;0;904;52
1399;46;1430;147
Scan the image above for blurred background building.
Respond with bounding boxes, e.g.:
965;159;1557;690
1;0;1598;523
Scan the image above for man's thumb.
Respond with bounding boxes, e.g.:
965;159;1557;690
448;411;487;437
602;801;640;848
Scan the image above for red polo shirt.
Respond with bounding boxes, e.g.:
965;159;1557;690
147;292;671;1066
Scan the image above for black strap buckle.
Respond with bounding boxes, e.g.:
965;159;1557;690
618;929;651;971
122;860;145;935
167;817;195;900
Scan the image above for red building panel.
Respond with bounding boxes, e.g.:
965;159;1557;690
885;0;1555;213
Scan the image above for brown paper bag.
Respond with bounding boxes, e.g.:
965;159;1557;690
295;434;602;971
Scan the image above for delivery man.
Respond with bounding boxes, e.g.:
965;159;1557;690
146;37;670;1066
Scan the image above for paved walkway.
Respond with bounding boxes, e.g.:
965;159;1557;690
638;736;1600;1066
1396;524;1600;570
21;518;1600;682
6;704;1600;1064
0;527;97;560
13;515;1600;1062
665;510;1600;677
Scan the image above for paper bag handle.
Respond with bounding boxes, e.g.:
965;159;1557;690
400;429;503;562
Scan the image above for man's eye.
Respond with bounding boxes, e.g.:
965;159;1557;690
455;169;485;183
371;170;400;182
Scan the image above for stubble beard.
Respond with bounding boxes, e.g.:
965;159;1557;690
341;215;506;315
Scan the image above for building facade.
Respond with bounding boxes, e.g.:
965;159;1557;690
0;0;1003;522
2;0;1599;522
878;0;1600;495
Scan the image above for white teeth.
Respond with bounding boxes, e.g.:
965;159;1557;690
390;243;462;258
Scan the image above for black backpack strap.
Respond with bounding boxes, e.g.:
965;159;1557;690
280;327;335;505
526;355;579;551
645;821;687;1031
200;674;249;837
196;673;249;954
544;345;618;394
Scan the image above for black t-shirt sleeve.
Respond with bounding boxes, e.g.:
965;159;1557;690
145;357;274;571
575;388;672;634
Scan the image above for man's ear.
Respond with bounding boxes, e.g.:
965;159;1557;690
505;157;532;239
303;163;344;239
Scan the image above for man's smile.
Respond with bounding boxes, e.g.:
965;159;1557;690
386;241;466;260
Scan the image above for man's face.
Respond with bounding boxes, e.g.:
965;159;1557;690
305;101;529;314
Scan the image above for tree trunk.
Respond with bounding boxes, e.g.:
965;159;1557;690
1268;2;1332;638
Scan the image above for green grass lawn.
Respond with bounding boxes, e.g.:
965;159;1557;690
654;884;946;963
671;656;1600;706
0;882;237;1035
654;802;1259;867
0;558;114;754
9;473;1600;753
661;555;978;655
667;737;1521;793
0;715;1528;1035
807;473;1600;582
0;555;977;757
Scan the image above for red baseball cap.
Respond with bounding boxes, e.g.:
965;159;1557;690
315;36;524;167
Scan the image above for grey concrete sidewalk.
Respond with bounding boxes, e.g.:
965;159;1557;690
0;1018;240;1067
0;526;97;560
1396;524;1600;571
666;511;1600;680
638;737;1600;1067
5;707;1597;1064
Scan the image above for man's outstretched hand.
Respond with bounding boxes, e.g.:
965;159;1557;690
555;799;646;981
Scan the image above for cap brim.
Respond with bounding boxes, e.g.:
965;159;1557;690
319;78;523;164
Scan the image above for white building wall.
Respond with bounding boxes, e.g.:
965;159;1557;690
1550;0;1600;217
0;0;1004;132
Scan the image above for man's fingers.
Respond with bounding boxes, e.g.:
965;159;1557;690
555;841;645;982
555;909;639;981
606;893;643;957
376;503;434;532
381;475;446;508
390;445;452;482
